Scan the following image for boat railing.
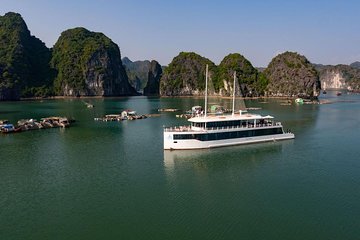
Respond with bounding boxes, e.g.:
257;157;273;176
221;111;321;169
164;122;281;132
164;126;193;132
206;122;279;131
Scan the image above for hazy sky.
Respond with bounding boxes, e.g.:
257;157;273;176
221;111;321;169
1;0;359;67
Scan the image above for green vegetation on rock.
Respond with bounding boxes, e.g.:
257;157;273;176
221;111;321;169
144;60;162;96
51;27;135;96
264;51;320;98
160;52;217;96
122;57;151;91
160;52;268;97
218;53;267;96
0;12;52;100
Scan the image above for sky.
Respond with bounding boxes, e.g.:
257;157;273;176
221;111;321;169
1;0;359;67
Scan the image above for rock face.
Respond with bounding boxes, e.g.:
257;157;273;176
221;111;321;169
315;64;360;91
160;51;319;98
264;52;320;98
0;12;52;100
144;60;162;96
122;57;150;91
218;53;267;97
51;27;136;96
160;52;218;96
350;61;360;69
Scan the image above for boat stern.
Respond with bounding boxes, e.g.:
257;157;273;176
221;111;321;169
163;131;174;150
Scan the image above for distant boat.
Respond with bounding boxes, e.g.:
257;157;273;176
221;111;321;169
158;108;179;112
336;92;342;96
323;90;327;94
83;101;94;108
295;98;304;104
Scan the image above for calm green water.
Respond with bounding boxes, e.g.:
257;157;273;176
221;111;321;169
1;93;359;240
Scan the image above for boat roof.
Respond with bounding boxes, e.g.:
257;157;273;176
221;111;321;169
188;113;274;123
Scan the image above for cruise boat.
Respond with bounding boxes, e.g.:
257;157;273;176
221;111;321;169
163;65;295;150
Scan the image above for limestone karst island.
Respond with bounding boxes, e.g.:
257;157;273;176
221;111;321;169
1;12;359;101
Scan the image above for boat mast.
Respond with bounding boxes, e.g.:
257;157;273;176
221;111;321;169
204;64;208;118
232;71;236;116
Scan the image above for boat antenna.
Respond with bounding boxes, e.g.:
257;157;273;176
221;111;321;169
232;71;236;116
204;64;208;117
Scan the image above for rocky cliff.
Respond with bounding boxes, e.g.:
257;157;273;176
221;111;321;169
160;52;218;96
144;60;162;96
264;52;320;98
51;27;136;96
0;12;52;100
122;57;150;91
315;64;360;91
218;53;267;97
159;52;280;97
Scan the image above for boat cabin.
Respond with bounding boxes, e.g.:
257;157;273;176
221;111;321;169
189;114;275;131
121;110;136;119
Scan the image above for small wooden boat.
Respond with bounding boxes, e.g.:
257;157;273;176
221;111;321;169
1;124;22;133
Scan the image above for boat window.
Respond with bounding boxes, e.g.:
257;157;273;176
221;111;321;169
173;134;196;140
173;128;283;141
207;120;241;128
193;122;205;128
200;127;283;141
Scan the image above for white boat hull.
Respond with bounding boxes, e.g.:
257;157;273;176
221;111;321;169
164;132;294;150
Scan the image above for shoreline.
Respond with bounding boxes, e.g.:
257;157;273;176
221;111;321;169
13;89;356;102
17;95;304;102
18;95;142;101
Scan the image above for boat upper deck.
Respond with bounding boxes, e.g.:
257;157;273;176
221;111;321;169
188;113;274;123
163;112;282;133
164;121;282;132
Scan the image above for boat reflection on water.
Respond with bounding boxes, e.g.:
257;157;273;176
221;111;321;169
163;140;294;171
164;148;212;169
